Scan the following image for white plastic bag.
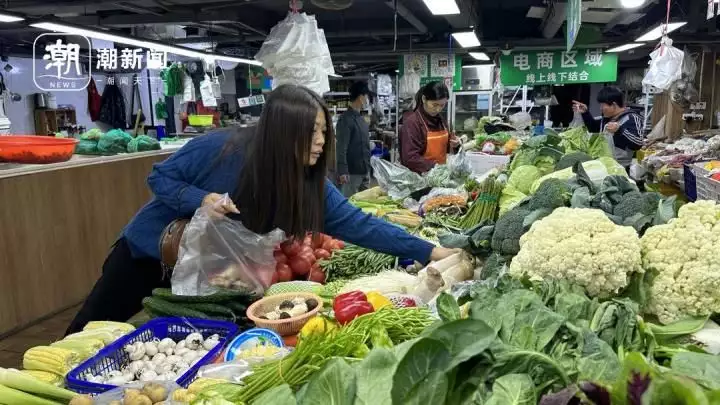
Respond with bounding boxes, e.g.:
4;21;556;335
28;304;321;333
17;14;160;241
399;72;421;99
370;156;427;200
171;194;285;296
569;111;585;128
642;37;684;90
93;381;182;404
199;75;217;107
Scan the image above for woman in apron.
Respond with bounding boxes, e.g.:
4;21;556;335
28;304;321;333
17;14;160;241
399;81;459;174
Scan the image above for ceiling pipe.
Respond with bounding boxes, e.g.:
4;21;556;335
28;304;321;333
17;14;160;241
384;0;428;34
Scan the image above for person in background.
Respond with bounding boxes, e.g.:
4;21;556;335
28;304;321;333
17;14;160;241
572;86;644;169
336;81;371;197
399;81;460;174
65;84;458;334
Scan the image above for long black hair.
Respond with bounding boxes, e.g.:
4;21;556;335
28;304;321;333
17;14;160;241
414;81;450;111
227;84;334;239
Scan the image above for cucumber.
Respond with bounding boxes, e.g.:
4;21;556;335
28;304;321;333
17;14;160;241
225;301;248;315
184;303;237;320
152;288;255;303
142;297;210;319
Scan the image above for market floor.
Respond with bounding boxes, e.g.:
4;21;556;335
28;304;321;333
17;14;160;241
0;305;79;368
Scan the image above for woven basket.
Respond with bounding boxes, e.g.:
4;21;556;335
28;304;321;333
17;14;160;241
246;292;323;336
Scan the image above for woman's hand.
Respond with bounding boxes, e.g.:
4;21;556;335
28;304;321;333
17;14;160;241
202;192;240;217
430;247;462;261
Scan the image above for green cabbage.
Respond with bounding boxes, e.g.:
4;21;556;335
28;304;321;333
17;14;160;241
588;134;613;158
559;126;589;153
533;155;556;175
499;184;528;217
598;156;629;176
508;165;541;195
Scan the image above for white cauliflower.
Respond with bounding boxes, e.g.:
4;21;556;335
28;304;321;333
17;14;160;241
641;200;720;324
509;207;643;298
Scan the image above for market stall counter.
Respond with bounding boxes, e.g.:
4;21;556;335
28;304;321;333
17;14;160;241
0;143;186;337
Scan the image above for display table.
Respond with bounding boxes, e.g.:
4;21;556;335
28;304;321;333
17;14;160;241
0;147;182;337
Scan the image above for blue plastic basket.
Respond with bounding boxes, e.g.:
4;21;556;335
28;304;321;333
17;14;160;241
66;317;239;395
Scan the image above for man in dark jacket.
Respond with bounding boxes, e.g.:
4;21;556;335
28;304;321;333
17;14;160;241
573;86;644;169
336;81;371;197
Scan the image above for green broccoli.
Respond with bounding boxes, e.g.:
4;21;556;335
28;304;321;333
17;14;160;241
613;191;662;219
556;151;592;170
491;207;531;256
527;178;572;211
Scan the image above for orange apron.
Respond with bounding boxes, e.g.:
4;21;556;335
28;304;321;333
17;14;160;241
417;111;449;164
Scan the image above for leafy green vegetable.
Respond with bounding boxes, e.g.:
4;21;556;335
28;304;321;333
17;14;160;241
559;126;590;154
252;385;296;405
671;352;720;390
437;292;461;322
485;374;537;405
587;134;613;159
297;358;356;405
353;348;398;405
509;165;542;195
391;339;451;404
557;152;592;170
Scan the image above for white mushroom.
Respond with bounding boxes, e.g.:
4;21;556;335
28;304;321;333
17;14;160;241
185;333;204;350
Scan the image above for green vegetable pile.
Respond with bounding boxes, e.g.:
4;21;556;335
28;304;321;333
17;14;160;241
319;245;397;282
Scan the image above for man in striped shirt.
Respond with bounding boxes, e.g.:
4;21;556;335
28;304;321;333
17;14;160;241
573;86;644;169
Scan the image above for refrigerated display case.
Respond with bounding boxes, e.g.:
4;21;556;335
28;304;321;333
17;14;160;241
451;90;494;134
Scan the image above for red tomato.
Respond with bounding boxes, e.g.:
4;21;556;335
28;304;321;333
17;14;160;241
332;240;345;250
276;264;293;282
289;256;311;276
281;240;301;257
271;271;279;284
300;252;316;265
283;334;298;346
321;240;336;252
307;264;326;283
314;248;331;260
273;251;288;265
299;245;315;257
303;234;313;246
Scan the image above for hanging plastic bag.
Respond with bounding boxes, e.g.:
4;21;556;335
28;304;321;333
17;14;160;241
642;37;684;90
199;75;217;107
370;156;427;200
211;76;222;99
171;194;285;296
569;111;585;128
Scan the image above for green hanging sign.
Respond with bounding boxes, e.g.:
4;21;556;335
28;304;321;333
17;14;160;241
499;49;617;86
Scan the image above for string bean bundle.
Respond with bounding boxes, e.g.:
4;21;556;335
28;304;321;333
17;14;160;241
318;245;397;282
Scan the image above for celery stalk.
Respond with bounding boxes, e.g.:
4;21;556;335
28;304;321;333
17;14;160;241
0;368;76;400
0;383;64;405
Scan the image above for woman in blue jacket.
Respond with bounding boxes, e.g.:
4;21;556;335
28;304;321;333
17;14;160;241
66;84;456;334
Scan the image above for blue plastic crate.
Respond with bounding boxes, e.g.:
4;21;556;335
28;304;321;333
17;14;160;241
66;317;239;395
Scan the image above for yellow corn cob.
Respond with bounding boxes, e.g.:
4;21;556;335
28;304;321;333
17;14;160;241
83;321;134;335
50;338;104;360
63;329;116;345
187;377;227;394
23;347;79;376
19;370;64;387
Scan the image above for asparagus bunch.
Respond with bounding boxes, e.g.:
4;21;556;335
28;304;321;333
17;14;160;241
459;175;503;229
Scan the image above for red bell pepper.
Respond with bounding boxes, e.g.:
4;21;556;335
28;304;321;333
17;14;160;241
333;291;374;324
335;301;374;325
333;291;367;312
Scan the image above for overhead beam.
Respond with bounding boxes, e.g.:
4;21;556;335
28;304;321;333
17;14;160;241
539;1;566;39
61;11;243;26
384;0;428;34
112;2;163;16
174;29;420;44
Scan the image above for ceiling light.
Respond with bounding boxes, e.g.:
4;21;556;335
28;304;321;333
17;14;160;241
31;21;261;66
619;0;645;8
635;22;687;42
329;73;342;78
0;12;24;23
606;43;644;52
452;31;480;48
422;0;460;15
469;52;490;61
